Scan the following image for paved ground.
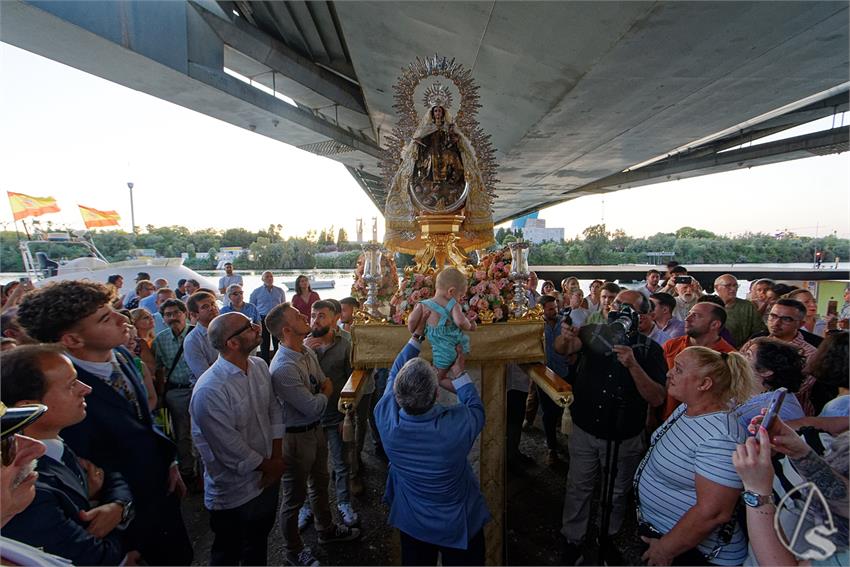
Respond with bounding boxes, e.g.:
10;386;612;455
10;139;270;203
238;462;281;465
183;419;646;566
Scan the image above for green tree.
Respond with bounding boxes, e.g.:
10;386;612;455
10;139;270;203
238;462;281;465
337;228;348;246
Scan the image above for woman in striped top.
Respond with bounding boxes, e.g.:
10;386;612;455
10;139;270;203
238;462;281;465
635;347;754;566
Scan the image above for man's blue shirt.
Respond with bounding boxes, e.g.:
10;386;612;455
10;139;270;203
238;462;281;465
544;319;570;378
374;340;490;549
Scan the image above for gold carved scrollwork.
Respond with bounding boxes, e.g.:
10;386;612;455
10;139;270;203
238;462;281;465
352;310;388;326
413;232;468;273
507;303;544;322
477;308;496;325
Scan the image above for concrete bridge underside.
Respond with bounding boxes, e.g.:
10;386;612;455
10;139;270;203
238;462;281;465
2;1;848;221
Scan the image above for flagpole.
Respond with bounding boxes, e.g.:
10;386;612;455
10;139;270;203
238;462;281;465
127;182;136;234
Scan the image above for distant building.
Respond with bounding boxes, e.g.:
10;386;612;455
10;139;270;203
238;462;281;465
522;218;564;244
511;212;539;229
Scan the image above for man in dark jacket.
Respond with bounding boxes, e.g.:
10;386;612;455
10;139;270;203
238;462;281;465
18;282;192;565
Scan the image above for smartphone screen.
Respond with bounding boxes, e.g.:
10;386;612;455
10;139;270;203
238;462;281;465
674;276;692;285
827;300;838;317
760;387;788;432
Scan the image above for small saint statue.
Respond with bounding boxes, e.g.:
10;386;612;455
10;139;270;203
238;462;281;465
410;105;466;210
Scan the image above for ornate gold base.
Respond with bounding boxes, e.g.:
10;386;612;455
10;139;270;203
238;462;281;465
410;214;469;273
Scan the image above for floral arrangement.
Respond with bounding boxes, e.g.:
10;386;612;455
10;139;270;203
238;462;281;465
388;247;515;325
390;272;436;324
351;251;399;303
465;247;514;323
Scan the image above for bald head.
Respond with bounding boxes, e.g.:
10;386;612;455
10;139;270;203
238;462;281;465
615;289;649;314
714;274;740;303
209;312;252;352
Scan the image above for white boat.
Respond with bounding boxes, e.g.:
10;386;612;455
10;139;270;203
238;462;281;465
282;277;336;290
18;231;219;292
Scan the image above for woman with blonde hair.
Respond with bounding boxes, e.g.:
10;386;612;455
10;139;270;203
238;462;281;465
130;307;156;345
635;347;753;566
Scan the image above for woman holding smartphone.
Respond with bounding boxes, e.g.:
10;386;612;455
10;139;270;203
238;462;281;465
635;347;753;566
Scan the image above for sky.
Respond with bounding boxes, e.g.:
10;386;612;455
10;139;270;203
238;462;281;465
1;42;849;241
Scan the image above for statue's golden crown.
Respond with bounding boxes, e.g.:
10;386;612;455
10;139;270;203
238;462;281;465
423;83;453;110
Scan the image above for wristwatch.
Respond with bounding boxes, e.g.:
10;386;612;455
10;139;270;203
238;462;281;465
742;490;772;508
113;500;134;524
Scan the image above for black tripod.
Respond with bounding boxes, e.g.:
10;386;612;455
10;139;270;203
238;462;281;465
597;400;627;566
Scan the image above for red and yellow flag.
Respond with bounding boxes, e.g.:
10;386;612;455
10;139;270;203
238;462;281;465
7;191;61;221
78;204;121;228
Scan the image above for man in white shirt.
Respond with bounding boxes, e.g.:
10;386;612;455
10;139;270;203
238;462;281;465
218;263;243;307
191;312;284;566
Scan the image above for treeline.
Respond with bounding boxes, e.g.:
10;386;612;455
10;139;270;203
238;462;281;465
0;224;357;272
521;224;849;265
2;223;846;273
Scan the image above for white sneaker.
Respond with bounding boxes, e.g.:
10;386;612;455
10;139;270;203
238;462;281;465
337;502;359;527
298;505;313;531
286;546;320;566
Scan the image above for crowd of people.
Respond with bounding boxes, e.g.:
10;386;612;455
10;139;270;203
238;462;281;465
0;261;848;566
519;263;849;566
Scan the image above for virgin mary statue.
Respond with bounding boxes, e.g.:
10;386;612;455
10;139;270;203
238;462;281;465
384;101;494;255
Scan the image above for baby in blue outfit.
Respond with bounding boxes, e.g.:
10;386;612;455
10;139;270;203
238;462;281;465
408;267;476;376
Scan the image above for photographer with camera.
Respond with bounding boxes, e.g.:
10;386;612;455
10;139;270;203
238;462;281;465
555;290;667;565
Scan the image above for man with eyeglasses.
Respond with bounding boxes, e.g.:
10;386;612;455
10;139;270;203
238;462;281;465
190;312;284;565
743;299;818;363
220;284;261;324
713;274;766;347
184;292;220;382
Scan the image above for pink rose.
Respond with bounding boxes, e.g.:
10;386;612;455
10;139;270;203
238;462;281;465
474;270;486;281
477;298;488;311
420;288;431;298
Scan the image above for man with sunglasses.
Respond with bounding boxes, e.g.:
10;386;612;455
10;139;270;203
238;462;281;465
1;345;139;565
190;312;284;565
16;281;193;565
713;274;766;347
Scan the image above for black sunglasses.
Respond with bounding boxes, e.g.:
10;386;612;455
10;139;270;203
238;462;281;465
225;322;255;343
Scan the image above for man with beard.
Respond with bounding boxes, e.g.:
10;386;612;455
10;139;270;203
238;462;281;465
266;303;360;567
153;298;197;483
298;300;359;530
2;345;138;565
16;281;192;565
190;313;284;565
672;277;701;321
659;301;735;420
743;299;818;363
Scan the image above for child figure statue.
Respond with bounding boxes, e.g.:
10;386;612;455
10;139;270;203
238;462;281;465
407;267;477;377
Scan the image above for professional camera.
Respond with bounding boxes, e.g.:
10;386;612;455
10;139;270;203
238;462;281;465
605;304;641;346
